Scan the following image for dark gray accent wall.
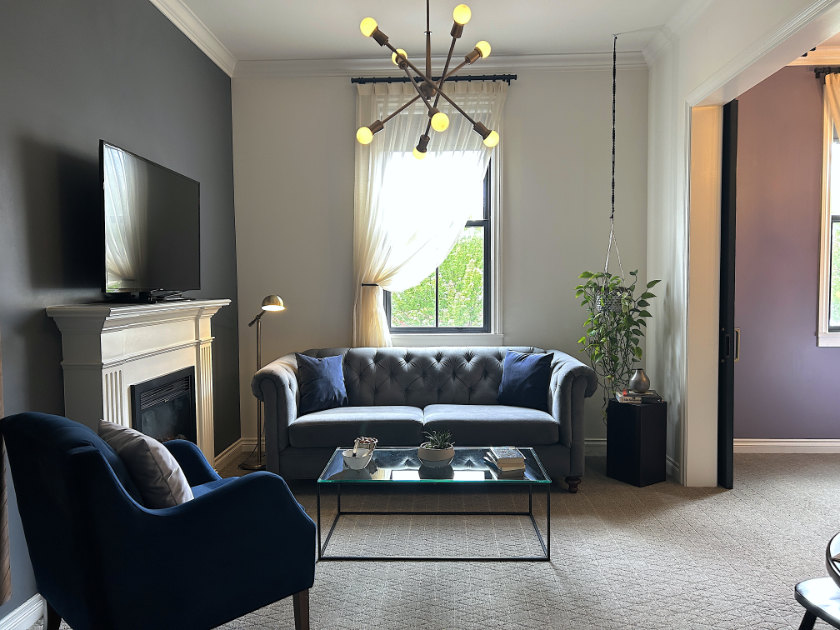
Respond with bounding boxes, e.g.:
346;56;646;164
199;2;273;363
0;0;239;616
734;66;839;438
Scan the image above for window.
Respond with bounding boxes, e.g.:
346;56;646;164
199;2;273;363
820;100;840;345
386;164;493;333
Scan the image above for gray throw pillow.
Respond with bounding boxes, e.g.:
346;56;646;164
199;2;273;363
98;420;193;508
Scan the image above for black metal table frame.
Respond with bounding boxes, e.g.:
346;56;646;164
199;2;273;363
316;480;550;562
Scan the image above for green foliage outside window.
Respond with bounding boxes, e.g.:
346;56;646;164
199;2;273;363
391;228;485;328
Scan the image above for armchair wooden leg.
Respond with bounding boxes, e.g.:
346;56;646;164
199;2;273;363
565;476;581;493
797;611;817;630
293;589;310;630
46;602;61;630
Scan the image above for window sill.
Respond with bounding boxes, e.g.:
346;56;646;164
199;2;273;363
389;332;504;347
817;332;840;347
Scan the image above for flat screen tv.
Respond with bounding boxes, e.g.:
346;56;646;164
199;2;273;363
100;140;200;300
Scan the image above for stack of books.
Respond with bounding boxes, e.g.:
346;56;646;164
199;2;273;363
484;446;526;477
615;389;663;404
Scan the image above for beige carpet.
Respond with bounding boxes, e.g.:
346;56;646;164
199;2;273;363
46;453;840;629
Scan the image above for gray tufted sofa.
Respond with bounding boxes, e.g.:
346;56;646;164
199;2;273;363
252;346;597;492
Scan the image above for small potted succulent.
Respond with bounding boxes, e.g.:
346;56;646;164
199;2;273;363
417;430;455;468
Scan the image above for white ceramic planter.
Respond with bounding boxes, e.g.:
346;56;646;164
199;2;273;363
417;443;455;468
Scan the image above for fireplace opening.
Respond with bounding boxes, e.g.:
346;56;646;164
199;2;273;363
130;367;197;443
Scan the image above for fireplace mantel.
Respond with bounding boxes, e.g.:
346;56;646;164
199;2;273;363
47;299;230;463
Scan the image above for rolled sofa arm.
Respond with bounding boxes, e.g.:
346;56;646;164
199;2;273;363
546;350;598;477
252;353;299;473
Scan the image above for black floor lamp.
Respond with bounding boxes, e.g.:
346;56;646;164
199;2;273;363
240;294;286;471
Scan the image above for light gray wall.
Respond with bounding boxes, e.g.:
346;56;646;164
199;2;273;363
734;66;840;438
232;65;649;444
0;0;238;616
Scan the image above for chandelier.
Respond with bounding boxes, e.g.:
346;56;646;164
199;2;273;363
355;1;499;159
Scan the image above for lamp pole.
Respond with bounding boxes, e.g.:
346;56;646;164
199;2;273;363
240;295;285;471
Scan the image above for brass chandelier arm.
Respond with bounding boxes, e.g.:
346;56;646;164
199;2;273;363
400;65;438;113
383;40;437;96
380;94;423;125
432;37;459;111
433;86;477;126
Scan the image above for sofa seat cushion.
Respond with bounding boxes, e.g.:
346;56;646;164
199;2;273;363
289;406;425;448
422;404;559;445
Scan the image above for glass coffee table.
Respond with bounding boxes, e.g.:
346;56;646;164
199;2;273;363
316;446;551;562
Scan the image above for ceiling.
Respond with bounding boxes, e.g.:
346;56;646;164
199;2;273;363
170;0;702;68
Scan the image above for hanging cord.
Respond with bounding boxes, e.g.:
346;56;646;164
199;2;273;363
604;33;624;278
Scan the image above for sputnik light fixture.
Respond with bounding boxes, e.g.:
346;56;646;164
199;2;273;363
356;0;500;159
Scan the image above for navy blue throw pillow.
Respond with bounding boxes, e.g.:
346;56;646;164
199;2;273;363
497;350;552;412
295;353;348;416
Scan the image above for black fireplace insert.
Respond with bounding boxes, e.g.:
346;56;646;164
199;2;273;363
130;367;197;443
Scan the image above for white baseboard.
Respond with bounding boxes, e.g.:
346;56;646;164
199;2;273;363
213;438;245;470
734;438;840;453
0;594;45;630
585;437;606;456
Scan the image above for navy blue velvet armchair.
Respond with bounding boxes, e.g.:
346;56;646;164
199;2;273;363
0;412;316;630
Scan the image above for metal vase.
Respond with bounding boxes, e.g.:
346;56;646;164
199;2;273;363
628;368;650;393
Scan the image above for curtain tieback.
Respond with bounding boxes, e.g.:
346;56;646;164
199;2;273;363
361;283;379;287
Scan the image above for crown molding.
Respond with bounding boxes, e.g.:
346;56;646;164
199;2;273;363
233;52;647;79
642;0;713;65
148;0;237;77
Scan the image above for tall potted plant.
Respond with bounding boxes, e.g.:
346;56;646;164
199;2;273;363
575;270;659;411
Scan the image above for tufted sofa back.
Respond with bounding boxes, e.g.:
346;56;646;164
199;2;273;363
303;346;543;407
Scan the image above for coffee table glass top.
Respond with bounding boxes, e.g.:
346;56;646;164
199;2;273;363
318;447;551;484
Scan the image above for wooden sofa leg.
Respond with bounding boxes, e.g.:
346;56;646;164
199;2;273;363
565;476;581;494
293;589;310;630
46;602;61;630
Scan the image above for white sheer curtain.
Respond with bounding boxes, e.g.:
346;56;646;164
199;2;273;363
826;74;840;129
353;80;507;346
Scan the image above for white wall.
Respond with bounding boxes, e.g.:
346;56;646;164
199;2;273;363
645;0;840;485
232;62;650;445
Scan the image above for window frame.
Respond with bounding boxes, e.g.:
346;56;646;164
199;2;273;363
385;160;498;338
819;97;840;345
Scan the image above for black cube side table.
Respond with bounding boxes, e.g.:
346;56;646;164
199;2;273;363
606;399;667;487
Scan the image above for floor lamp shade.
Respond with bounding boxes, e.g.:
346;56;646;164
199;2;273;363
240;295;286;471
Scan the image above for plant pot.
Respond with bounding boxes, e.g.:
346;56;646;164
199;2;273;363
417;443;455;468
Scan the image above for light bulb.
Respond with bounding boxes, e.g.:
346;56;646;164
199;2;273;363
391;48;407;65
360;17;378;37
453;4;471;25
413;147;427;160
356;126;374;145
482;130;499;148
475;40;491;59
431;112;450;132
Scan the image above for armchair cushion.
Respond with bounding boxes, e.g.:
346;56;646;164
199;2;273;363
296;353;348;415
98;420;193;508
497;350;553;411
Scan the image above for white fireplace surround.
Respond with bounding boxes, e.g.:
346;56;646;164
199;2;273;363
47;299;230;464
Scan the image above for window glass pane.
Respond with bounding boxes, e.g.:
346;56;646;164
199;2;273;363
831;137;840;219
438;226;485;328
391;272;436;328
831;219;840;329
465;176;486;221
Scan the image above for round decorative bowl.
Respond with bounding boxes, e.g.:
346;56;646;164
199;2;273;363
417;444;455;468
342;448;373;470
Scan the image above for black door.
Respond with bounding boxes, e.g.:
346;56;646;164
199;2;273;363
718;100;737;489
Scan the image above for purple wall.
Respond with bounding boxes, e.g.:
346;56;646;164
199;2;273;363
734;66;840;438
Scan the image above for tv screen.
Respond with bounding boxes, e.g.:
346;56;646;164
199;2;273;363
100;140;200;298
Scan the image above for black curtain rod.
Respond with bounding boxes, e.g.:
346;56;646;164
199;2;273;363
351;74;517;85
814;66;840;81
